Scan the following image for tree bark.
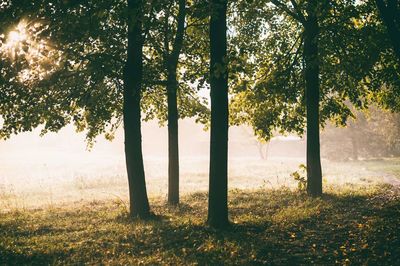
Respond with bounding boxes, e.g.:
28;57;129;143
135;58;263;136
208;0;230;229
167;73;180;205
304;1;323;197
123;0;150;218
166;0;186;205
376;0;400;61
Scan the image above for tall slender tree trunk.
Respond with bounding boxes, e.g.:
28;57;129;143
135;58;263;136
166;0;186;205
123;0;150;218
376;0;400;61
167;71;180;205
208;0;230;229
304;2;323;197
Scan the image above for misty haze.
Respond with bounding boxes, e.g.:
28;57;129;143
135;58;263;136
1;0;399;265
1;118;399;211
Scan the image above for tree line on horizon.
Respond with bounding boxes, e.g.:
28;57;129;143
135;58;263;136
0;0;399;229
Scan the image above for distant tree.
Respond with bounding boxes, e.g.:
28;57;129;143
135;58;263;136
239;127;270;160
322;107;400;160
208;0;230;229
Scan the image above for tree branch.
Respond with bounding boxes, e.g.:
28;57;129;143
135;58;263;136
270;0;304;23
289;0;306;23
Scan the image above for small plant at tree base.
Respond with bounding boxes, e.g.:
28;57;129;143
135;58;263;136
291;164;307;192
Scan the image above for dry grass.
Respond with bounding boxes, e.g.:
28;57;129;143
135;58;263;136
1;185;399;265
1;157;399;211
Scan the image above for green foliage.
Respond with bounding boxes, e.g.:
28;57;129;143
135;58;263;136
0;0;210;143
1;185;399;264
141;0;210;124
1;0;398;145
0;0;127;143
290;164;307;192
229;0;399;141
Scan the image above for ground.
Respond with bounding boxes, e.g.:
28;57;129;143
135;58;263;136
1;157;400;210
1;184;399;265
1;158;400;264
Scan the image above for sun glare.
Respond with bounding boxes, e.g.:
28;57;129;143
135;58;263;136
9;21;27;42
8;30;26;43
3;21;28;53
0;20;62;84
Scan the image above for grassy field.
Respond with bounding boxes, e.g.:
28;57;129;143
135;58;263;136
361;158;400;180
1;157;400;211
1;158;399;264
1;184;399;265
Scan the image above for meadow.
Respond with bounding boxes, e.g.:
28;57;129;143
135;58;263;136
1;185;399;265
1;157;399;264
1;157;399;211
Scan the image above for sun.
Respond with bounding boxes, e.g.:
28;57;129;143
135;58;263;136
7;20;28;43
1;20;29;58
8;29;27;44
0;20;62;84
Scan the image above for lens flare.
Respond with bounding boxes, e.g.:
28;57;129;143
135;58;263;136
0;20;62;84
8;30;26;43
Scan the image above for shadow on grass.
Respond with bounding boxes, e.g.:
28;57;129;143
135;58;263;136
1;187;399;265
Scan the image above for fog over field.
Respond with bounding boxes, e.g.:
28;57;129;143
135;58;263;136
0;119;397;211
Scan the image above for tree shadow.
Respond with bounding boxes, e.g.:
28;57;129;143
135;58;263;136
0;189;399;264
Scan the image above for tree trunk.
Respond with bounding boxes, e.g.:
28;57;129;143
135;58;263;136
123;0;150;218
376;0;400;61
167;72;180;205
257;142;265;160
351;136;359;161
208;0;230;229
350;124;359;161
264;142;270;160
304;2;323;197
166;0;186;205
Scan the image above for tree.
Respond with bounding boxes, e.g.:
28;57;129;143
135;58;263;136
123;0;151;218
232;0;326;196
164;0;186;205
140;0;210;205
147;0;187;205
0;0;154;218
302;1;322;196
229;0;384;196
0;0;127;142
208;0;230;229
1;0;211;212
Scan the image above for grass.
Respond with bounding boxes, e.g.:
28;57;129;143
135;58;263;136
1;184;399;265
2;157;400;211
361;158;400;180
